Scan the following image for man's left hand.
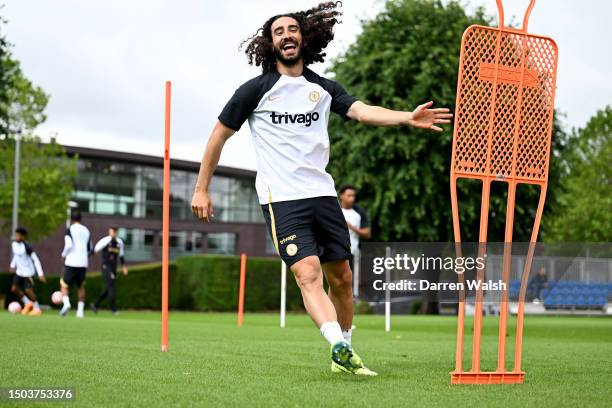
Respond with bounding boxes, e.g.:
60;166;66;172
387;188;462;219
408;101;453;132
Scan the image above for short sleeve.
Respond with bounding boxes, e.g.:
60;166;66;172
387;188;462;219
218;79;262;131
329;81;358;121
355;205;370;228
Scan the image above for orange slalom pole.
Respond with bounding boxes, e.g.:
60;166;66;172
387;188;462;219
514;186;547;372
497;181;516;371
450;176;465;373
237;253;247;327
161;81;171;352
471;179;491;372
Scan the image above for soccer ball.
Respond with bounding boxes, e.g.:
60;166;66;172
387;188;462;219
51;291;63;305
8;301;22;314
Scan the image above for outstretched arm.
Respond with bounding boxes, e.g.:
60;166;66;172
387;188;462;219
191;121;236;222
94;236;111;253
347;101;452;132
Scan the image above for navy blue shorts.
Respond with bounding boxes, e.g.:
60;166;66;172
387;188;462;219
261;196;351;268
12;275;34;291
61;266;87;288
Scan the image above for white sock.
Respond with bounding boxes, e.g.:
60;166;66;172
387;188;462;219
320;321;344;345
33;301;40;309
342;329;352;344
77;301;85;313
22;296;31;305
62;295;71;307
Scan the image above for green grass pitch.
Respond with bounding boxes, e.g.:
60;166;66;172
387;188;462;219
2;311;611;407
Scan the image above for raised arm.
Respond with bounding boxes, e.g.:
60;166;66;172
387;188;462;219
94;236;111;253
191;121;236;222
347;100;452;132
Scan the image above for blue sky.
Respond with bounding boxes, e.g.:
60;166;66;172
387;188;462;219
3;0;611;170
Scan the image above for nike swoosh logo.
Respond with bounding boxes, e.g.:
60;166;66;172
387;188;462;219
268;95;280;101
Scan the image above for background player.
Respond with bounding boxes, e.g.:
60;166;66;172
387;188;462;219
10;227;46;316
90;227;128;315
338;184;371;272
60;210;92;318
191;2;451;375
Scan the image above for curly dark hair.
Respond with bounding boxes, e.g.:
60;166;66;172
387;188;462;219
240;2;343;73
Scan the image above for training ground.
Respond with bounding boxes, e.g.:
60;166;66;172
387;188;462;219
2;312;611;407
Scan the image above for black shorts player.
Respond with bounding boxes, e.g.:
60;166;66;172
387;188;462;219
91;228;127;314
62;266;87;288
262;196;351;267
12;275;34;291
190;5;451;376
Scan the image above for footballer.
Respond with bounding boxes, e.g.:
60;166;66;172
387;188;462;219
191;1;452;375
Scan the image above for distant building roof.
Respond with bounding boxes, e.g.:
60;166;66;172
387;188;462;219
63;144;256;179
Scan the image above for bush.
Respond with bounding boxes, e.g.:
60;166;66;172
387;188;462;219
0;262;177;310
1;255;304;312
174;255;303;311
354;301;374;315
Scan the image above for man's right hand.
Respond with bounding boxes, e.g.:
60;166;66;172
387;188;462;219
191;190;214;222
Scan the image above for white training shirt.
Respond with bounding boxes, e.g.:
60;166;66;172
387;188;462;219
218;68;357;204
341;208;362;255
10;241;44;278
94;235;125;254
61;223;91;268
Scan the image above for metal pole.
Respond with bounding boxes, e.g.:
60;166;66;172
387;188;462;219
11;135;20;234
385;246;391;332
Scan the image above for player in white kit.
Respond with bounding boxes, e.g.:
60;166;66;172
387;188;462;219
191;2;452;375
59;211;92;318
10;227;46;316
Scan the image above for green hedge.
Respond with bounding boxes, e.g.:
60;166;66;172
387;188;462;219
174;255;303;311
1;255;303;312
0;262;177;310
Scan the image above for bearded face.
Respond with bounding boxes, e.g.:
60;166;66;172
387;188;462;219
270;16;303;67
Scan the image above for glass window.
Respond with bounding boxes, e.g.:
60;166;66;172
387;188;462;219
192;232;203;249
117;228;156;262
265;233;277;255
72;157;263;223
208;233;236;254
170;170;189;203
145;201;162;219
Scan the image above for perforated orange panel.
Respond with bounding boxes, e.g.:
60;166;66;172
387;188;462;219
451;26;558;184
449;0;559;385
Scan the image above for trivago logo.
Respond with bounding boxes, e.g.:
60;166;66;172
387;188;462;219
270;111;320;127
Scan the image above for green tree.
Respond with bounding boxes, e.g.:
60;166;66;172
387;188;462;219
0;137;77;241
328;0;568;242
0;13;48;135
545;107;611;242
0;11;76;240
